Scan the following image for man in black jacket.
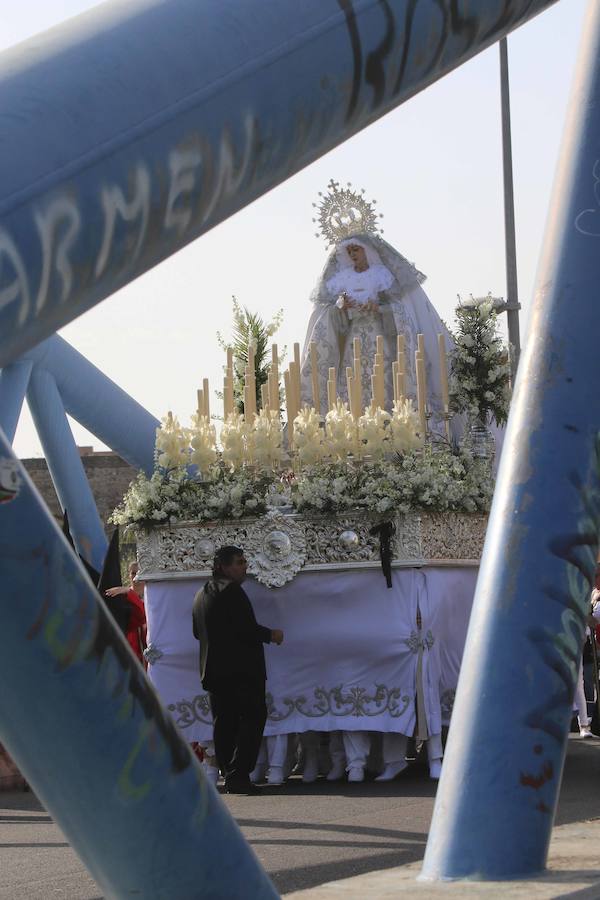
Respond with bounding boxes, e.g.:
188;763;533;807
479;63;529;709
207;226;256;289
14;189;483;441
192;545;284;794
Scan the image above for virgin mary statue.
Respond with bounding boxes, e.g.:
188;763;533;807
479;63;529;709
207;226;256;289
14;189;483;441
301;182;453;432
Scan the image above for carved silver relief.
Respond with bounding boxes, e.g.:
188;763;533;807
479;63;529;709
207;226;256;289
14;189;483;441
136;510;485;585
244;513;306;588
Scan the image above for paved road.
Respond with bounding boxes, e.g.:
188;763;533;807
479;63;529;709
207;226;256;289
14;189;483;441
1;736;599;898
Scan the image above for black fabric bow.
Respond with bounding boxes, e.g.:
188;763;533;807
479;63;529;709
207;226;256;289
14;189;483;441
370;520;396;588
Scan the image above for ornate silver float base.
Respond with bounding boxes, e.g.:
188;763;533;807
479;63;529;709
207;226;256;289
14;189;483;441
136;510;487;587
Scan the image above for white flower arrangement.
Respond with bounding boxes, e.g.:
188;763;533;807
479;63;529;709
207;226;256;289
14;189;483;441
220;412;249;470
450;296;511;426
293;407;324;466
325;401;356;460
253;409;283;470
357;404;391;459
112;395;492;529
155;413;190;471
189;413;217;474
390;399;423;454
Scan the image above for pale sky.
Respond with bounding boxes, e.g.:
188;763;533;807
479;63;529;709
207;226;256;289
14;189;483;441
2;0;588;458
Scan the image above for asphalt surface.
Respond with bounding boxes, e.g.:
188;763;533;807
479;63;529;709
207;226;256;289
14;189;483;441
1;736;599;898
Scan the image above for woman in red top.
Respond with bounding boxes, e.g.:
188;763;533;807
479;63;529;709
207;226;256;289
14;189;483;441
105;562;147;664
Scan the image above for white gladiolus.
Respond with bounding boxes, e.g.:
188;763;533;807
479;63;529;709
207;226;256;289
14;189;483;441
253;409;283;469
155;413;190;470
325;401;355;460
221;412;248;470
189;413;217;473
358;404;391;459
390;399;423;453
293;407;324;467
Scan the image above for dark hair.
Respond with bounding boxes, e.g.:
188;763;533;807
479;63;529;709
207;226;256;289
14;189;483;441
212;545;244;578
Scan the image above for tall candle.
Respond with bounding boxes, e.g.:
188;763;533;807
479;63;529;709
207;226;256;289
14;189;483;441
376;334;384;357
196;391;203;417
417;333;425;357
354;356;364;416
289;360;301;414
346;367;354;416
203;378;210;418
416;354;427;435
284;370;294;448
294;342;301;371
396;334;405;356
272;343;278;367
392;361;398;404
327;380;336;412
397;369;406;400
310;342;320;414
261;383;269;411
438;334;450;410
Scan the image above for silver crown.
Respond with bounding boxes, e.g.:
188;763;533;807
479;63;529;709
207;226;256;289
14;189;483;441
312;179;384;247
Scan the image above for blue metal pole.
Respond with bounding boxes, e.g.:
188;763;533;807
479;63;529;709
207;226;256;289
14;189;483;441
0;0;557;369
0;429;278;899
26;366;108;571
422;0;600;880
22;335;159;474
0;359;32;442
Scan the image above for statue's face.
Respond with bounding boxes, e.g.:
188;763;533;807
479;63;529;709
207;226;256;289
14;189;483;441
346;243;368;270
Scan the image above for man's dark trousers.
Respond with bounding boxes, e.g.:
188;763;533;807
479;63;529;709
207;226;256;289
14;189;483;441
209;676;267;786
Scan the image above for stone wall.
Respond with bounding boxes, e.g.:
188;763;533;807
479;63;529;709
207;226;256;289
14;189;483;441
22;451;138;533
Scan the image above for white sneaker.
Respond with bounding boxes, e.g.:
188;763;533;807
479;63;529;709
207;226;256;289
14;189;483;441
375;760;408;782
203;764;219;786
250;763;267;783
267;765;285;785
326;760;346;782
302;756;319;783
347;766;364;783
580;725;595;739
429;759;442;780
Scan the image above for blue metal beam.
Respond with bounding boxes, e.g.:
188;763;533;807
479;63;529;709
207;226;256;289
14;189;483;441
0;428;278;899
0;359;32;442
20;335;159;474
26;366;108;570
0;0;557;368
422;0;600;880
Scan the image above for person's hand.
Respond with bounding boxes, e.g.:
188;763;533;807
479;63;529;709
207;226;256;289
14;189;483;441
105;586;128;597
365;299;381;314
271;629;284;645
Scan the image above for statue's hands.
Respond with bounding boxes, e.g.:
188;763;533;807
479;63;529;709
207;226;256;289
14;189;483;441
271;629;284;645
364;299;381;314
335;292;356;310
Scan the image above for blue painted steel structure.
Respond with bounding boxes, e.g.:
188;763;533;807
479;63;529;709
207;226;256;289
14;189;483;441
422;0;600;880
0;0;587;893
0;334;159;569
0;432;278;898
0;0;557;368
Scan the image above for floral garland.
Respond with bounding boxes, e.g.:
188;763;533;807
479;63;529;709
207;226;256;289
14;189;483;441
112;392;493;529
449;297;511;426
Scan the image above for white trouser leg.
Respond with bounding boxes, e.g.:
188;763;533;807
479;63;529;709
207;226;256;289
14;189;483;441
329;731;346;765
267;734;288;768
342;731;370;770
426;733;443;762
573;659;591;727
382;733;408;765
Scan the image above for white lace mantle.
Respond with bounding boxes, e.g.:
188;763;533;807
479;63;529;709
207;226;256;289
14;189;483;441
326;264;394;303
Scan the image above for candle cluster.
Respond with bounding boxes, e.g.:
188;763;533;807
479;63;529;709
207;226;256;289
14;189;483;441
171;329;451;473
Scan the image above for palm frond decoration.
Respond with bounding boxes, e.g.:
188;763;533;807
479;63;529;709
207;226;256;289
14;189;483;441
217;298;285;414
